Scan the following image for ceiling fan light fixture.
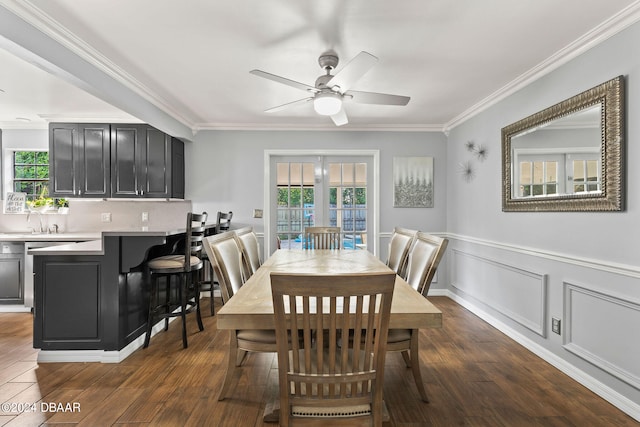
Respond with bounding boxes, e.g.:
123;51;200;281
313;92;342;116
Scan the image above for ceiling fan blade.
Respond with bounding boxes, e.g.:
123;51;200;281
330;108;348;126
264;97;313;113
250;70;318;93
326;51;377;93
346;90;410;106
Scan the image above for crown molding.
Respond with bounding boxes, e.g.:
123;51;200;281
3;0;640;134
193;122;445;132
0;0;197;129
444;0;640;132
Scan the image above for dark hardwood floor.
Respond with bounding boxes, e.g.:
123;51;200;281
0;297;636;426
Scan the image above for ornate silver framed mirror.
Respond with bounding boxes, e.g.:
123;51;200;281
502;76;624;212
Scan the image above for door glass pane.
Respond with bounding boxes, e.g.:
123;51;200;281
277;188;288;206
276;162;316;249
328;162;367;250
291;209;304;232
342;163;355;185
290;188;301;207
355;163;366;185
328;163;341;186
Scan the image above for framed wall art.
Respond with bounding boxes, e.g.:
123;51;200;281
393;156;434;208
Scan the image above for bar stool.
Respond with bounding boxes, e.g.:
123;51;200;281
216;211;233;233
200;211;234;315
143;212;207;349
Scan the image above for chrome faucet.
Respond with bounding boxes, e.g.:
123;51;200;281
26;211;44;233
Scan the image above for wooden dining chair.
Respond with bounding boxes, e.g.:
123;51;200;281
234;226;262;280
387;231;448;402
404;232;448;296
386;227;417;279
198;211;233;315
204;232;279;401
270;271;396;427
143;212;206;349
303;226;341;249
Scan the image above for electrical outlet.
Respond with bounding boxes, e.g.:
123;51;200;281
101;212;112;223
252;209;263;218
141;212;149;222
551;317;561;335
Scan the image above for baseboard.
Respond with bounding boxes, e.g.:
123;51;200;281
37;315;177;363
0;305;31;313
439;290;640;422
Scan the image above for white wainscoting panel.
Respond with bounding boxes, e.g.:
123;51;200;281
452;249;547;336
564;282;640;390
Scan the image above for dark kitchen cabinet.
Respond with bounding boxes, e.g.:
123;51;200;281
171;137;185;199
49;123;111;198
0;243;24;304
49;123;184;199
111;124;184;198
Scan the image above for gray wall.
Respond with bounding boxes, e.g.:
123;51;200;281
446;21;640;416
185;130;448;260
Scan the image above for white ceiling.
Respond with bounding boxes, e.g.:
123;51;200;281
0;0;639;134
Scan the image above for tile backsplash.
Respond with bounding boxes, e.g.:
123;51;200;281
0;199;193;233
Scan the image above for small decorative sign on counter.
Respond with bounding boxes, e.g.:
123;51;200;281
5;192;26;213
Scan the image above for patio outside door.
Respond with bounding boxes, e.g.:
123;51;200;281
270;154;373;252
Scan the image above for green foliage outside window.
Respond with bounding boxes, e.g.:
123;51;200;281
279;186;367;207
277;187;315;207
13;151;50;201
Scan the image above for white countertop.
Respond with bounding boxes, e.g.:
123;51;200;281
3;222;222;256
21;223;220;255
28;239;104;255
0;232;101;242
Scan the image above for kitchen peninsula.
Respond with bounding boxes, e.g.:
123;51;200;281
30;225;213;363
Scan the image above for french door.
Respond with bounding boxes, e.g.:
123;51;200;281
267;153;376;254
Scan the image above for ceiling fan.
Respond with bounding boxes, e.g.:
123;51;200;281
250;51;410;126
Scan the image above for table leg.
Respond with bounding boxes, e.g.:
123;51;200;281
218;332;238;401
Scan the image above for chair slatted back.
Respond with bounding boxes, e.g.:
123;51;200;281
386;227;417;279
185;212;207;272
215;211;233;234
204;232;244;303
405;232;449;296
303;226;341;249
270;271;395;426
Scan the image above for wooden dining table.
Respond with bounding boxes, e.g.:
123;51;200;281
216;249;443;421
216;249;443;331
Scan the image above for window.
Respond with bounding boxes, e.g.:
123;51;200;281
12;151;49;201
